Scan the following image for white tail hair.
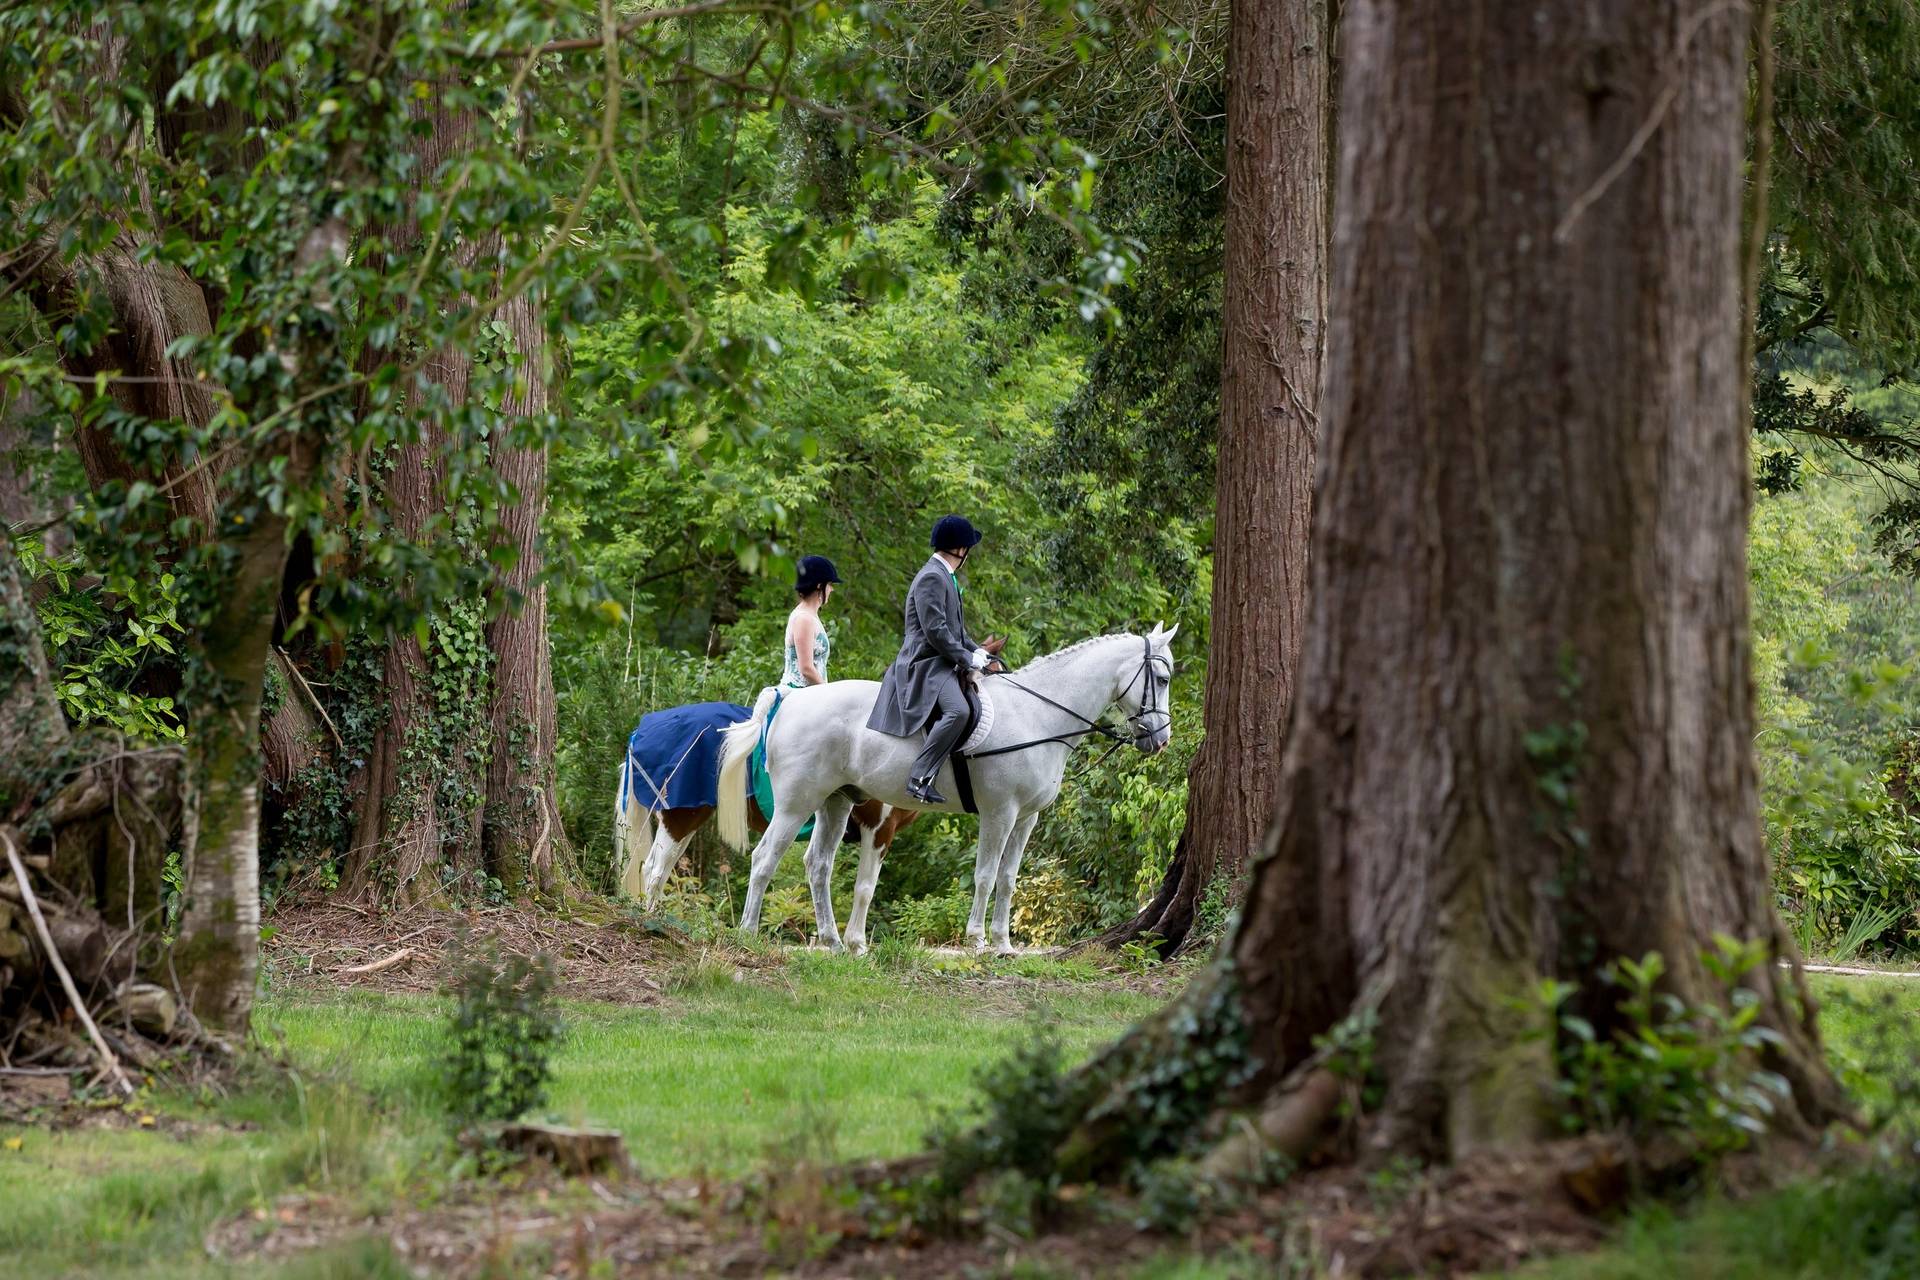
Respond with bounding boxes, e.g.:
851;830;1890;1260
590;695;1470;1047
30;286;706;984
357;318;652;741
716;688;776;852
615;757;652;898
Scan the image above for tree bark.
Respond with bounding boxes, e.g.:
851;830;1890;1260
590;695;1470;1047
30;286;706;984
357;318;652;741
339;85;487;904
1044;0;1846;1178
169;218;349;1034
481;288;572;896
172;507;291;1032
1101;0;1328;955
340;418;466;902
0;526;69;814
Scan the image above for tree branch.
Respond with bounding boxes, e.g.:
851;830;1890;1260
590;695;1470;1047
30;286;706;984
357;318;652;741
478;0;784;60
2;828;134;1097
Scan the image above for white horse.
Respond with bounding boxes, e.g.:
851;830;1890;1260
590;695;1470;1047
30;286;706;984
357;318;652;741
715;626;1177;954
613;764;918;918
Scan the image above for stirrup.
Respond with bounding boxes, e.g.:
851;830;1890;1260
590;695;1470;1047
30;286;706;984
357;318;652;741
906;774;947;804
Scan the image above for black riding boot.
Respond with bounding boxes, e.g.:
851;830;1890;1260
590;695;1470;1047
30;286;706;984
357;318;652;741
906;680;971;804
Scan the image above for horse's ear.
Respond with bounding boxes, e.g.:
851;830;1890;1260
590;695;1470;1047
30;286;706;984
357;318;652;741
1147;621;1165;639
1159;622;1179;644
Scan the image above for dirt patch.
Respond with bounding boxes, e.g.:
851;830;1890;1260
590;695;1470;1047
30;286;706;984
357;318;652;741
206;1138;1723;1278
263;902;673;1005
1259;1143;1616;1276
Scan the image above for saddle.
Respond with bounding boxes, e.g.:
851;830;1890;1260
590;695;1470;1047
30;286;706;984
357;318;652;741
946;677;995;814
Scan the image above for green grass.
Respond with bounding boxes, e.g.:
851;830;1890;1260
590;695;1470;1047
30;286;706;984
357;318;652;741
1;948;1156;1278
0;1072;428;1279
2;958;1914;1280
259;948;1157;1176
1511;1169;1920;1279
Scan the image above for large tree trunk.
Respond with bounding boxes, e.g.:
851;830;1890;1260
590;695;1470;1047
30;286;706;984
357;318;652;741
1038;0;1846;1180
339;416;476;903
481;288;572;896
338;86;488;904
1103;0;1328;956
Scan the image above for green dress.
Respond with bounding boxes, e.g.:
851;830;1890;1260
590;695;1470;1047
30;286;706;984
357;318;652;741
757;618;830;840
781;622;831;690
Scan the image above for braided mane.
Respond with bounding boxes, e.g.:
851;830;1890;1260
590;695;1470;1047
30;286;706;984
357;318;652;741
1015;632;1139;674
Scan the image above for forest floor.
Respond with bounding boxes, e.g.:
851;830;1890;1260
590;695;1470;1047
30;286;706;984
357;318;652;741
2;904;1917;1279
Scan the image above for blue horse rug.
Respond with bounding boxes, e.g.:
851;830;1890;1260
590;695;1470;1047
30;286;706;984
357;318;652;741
623;701;749;812
622;698;812;841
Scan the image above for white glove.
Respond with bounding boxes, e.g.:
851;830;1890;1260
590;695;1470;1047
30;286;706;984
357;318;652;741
969;648;989;670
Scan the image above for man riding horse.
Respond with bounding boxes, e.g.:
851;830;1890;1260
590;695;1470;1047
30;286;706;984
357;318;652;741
867;515;1006;804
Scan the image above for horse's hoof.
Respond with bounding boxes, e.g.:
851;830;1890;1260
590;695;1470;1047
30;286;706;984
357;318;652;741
991;941;1018;958
847;937;868;957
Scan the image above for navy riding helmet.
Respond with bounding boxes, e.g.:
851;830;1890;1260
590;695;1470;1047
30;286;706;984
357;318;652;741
930;514;983;551
795;555;843;595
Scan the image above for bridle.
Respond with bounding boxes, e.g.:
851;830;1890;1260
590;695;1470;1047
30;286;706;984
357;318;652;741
1122;633;1174;746
967;635;1171;764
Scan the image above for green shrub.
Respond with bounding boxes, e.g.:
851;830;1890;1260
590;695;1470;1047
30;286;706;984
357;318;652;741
1009;858;1085;946
19;536;187;742
1531;939;1792;1156
438;938;564;1127
1768;721;1920;957
893;887;972;945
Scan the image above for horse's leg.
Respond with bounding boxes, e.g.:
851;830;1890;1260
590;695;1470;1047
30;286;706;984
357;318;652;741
965;809;1017;951
739;806;813;934
640;828;688;909
844;807;891;956
989;811;1042;956
641;808;707;908
802;792;856;951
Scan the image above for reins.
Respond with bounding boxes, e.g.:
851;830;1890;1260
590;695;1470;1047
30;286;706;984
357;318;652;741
964;636;1170;778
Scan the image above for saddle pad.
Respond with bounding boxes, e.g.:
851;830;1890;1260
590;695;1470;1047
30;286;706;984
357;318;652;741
961;685;995;754
752;689;815;843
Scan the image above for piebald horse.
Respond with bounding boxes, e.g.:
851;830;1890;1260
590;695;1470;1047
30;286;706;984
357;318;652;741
717;627;1177;954
615;765;918;952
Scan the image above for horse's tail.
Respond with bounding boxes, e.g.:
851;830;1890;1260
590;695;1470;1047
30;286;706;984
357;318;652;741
614;756;652;899
717;688;775;853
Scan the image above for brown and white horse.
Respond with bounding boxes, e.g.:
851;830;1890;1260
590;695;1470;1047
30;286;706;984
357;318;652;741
616;779;916;954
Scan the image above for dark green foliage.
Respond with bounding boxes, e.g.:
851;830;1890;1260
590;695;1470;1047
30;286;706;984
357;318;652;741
923;968;1253;1218
1531;942;1793;1157
1774;0;1920;367
925;1031;1081;1223
262;638;385;900
438;938;563;1127
15;537;186;742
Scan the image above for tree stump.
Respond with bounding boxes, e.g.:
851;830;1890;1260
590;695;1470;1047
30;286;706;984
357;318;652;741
482;1122;630;1177
115;983;179;1037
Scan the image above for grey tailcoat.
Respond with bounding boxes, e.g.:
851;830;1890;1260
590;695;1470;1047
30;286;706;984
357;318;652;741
867;555;982;737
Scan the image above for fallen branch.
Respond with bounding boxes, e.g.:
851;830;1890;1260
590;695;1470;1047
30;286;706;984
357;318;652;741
1794;961;1920;980
274;647;345;751
1;829;134;1097
338;947;415;977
